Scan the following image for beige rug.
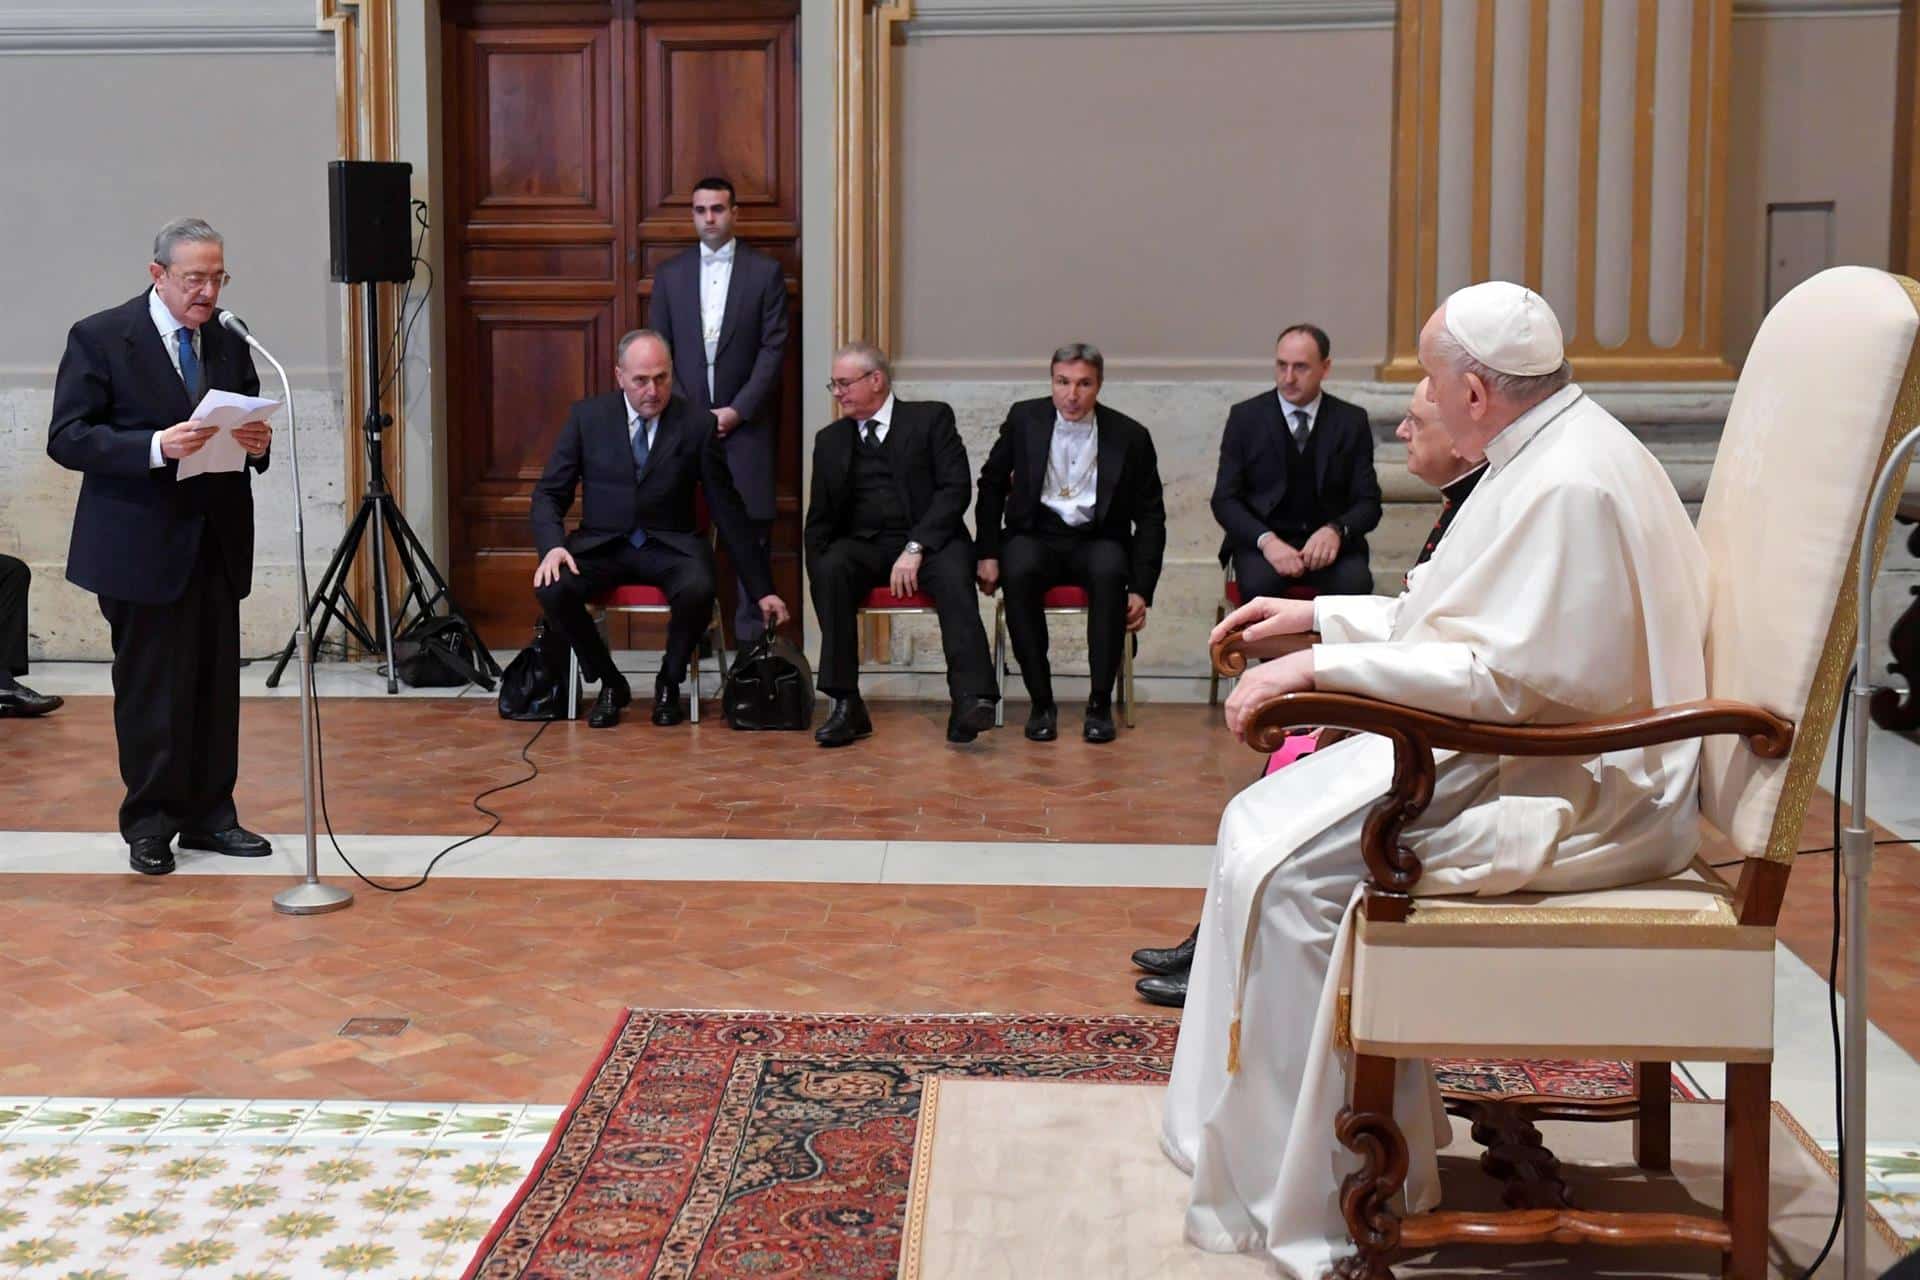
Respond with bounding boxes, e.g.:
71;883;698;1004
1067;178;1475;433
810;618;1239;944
900;1079;1905;1279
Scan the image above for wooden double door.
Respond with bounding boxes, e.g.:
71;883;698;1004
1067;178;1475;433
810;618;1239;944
441;0;802;648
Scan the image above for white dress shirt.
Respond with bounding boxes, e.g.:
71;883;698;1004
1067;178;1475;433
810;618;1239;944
1040;411;1098;527
699;239;735;401
856;394;896;444
148;288;201;469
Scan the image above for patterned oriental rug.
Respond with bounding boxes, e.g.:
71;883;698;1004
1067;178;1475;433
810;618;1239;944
462;1010;1686;1280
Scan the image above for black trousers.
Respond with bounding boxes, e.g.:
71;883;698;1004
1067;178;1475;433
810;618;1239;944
1231;542;1373;599
98;529;241;843
1000;530;1129;705
0;553;28;677
809;534;996;700
534;540;715;690
730;519;773;646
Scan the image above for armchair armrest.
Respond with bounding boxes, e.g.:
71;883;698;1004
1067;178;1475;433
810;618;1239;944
1236;691;1794;912
1211;629;1320;678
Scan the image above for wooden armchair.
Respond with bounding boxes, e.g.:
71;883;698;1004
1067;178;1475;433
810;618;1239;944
1209;266;1920;1279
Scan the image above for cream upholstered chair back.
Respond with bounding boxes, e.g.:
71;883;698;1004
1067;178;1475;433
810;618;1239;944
1695;267;1920;863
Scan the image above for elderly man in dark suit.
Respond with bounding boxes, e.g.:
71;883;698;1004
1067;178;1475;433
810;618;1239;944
1212;324;1381;598
804;343;998;748
531;329;790;729
648;176;789;646
47;217;273;876
976;343;1166;744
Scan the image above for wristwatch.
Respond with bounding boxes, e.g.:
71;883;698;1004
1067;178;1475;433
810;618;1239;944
1331;522;1350;541
904;541;925;556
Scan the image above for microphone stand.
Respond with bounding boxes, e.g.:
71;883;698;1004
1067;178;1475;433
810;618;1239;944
228;315;352;916
1843;424;1919;1278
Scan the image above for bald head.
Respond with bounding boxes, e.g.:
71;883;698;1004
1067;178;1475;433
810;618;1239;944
615;329;672;419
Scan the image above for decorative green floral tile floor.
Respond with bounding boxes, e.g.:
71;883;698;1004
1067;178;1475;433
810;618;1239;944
0;1098;560;1279
1856;1143;1920;1253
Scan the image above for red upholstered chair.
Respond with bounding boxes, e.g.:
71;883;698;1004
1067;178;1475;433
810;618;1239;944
991;585;1136;730
1209;563;1318;706
565;584;730;723
852;585;942;691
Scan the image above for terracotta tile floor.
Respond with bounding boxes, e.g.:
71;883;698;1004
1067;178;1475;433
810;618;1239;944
0;696;1251;843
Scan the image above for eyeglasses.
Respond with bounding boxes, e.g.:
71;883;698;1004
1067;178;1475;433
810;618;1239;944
160;268;232;291
825;370;880;393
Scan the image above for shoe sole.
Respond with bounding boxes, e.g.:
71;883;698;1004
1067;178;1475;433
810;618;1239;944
815;728;873;748
956;703;997;734
130;860;176;876
177;842;274;858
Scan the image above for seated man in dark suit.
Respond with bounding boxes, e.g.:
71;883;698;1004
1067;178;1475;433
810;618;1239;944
976;343;1166;744
0;554;61;717
1212;324;1381;598
804;342;998;747
531;329;789;729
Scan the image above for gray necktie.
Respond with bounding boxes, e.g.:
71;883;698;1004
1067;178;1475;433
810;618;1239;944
862;420;879;448
1291;410;1310;449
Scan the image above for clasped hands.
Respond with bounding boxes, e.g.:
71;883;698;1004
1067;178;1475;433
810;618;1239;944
159;418;271;460
1261;524;1341;578
1212;595;1318;740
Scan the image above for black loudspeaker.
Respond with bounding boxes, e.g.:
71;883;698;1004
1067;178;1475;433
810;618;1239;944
328;160;415;284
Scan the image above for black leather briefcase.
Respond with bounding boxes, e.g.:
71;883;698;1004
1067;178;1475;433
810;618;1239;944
720;633;816;731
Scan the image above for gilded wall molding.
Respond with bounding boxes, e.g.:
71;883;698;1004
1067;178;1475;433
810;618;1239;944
1895;0;1920;277
836;0;914;352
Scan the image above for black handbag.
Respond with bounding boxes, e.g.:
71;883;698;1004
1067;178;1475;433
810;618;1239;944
392;614;490;689
497;620;580;720
720;632;816;731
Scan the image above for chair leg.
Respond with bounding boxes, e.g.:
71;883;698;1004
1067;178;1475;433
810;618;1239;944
1722;1062;1770;1280
1208;602;1225;706
1334;1052;1406;1280
689;650;700;724
1635;1061;1672;1171
1122;631;1135;728
992;598;1006;728
567;648;579;721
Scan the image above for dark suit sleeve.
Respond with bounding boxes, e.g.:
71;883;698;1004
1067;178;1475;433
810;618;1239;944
1209;406;1271;552
909;404;971;554
529;405;585;557
1128;429;1167;605
804;430;835;566
699;421;775;600
1334;410;1383;537
648;262;674;354
46;323;157;478
973;410;1019;561
726;259;789;424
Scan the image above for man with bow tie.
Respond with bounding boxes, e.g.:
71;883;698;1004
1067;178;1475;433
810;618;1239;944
531;330;789;729
649;176;790;647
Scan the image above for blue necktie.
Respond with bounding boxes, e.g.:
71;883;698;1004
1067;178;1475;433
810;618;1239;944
629;419;652;548
176;328;202;400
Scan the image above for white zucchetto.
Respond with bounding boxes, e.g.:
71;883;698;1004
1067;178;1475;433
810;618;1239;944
1442;281;1566;376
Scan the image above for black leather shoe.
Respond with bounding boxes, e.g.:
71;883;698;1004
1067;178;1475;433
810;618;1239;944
0;684;62;718
1136;972;1188;1008
588;683;630;729
128;835;175;876
652;681;686;727
1083;696;1117;744
1024;703;1058;742
1132;926;1198;976
946;694;997;743
815;694;873;747
179;826;273;858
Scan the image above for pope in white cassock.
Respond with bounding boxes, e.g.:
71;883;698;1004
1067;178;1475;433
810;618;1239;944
1161;282;1712;1277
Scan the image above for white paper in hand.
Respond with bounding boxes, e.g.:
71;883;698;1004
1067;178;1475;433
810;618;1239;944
177;390;282;480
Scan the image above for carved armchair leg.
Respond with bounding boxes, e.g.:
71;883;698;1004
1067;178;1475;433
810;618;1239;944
1635;1061;1672;1171
1334;1052;1407;1279
1722;1062;1771;1279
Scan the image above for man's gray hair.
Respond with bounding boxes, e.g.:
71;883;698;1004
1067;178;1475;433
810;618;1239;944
152;217;223;267
1050;342;1104;380
1427;325;1572;406
616;328;670;363
833;341;892;381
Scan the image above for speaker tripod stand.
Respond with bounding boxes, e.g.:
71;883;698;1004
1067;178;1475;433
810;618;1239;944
265;282;499;694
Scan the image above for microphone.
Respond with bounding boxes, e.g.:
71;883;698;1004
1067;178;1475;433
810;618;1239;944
216;308;255;344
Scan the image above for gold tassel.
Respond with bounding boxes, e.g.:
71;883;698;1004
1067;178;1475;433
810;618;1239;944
1227;1018;1242;1075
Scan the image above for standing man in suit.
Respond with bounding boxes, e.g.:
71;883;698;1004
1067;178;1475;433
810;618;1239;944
531;330;789;729
648;176;790;647
805;343;998;748
1212;324;1381;598
47;217;274;876
0;554;62;718
976;344;1166;744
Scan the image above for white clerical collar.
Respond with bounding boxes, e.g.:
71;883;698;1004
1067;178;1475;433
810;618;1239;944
1277;391;1321;424
1054;408;1096;436
866;393;896;430
1483;383;1583;472
700;239;736;264
149;286;195;340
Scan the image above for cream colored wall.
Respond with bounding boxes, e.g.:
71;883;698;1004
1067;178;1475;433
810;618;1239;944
1725;14;1898;361
0;48;347;661
894;28;1396;383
